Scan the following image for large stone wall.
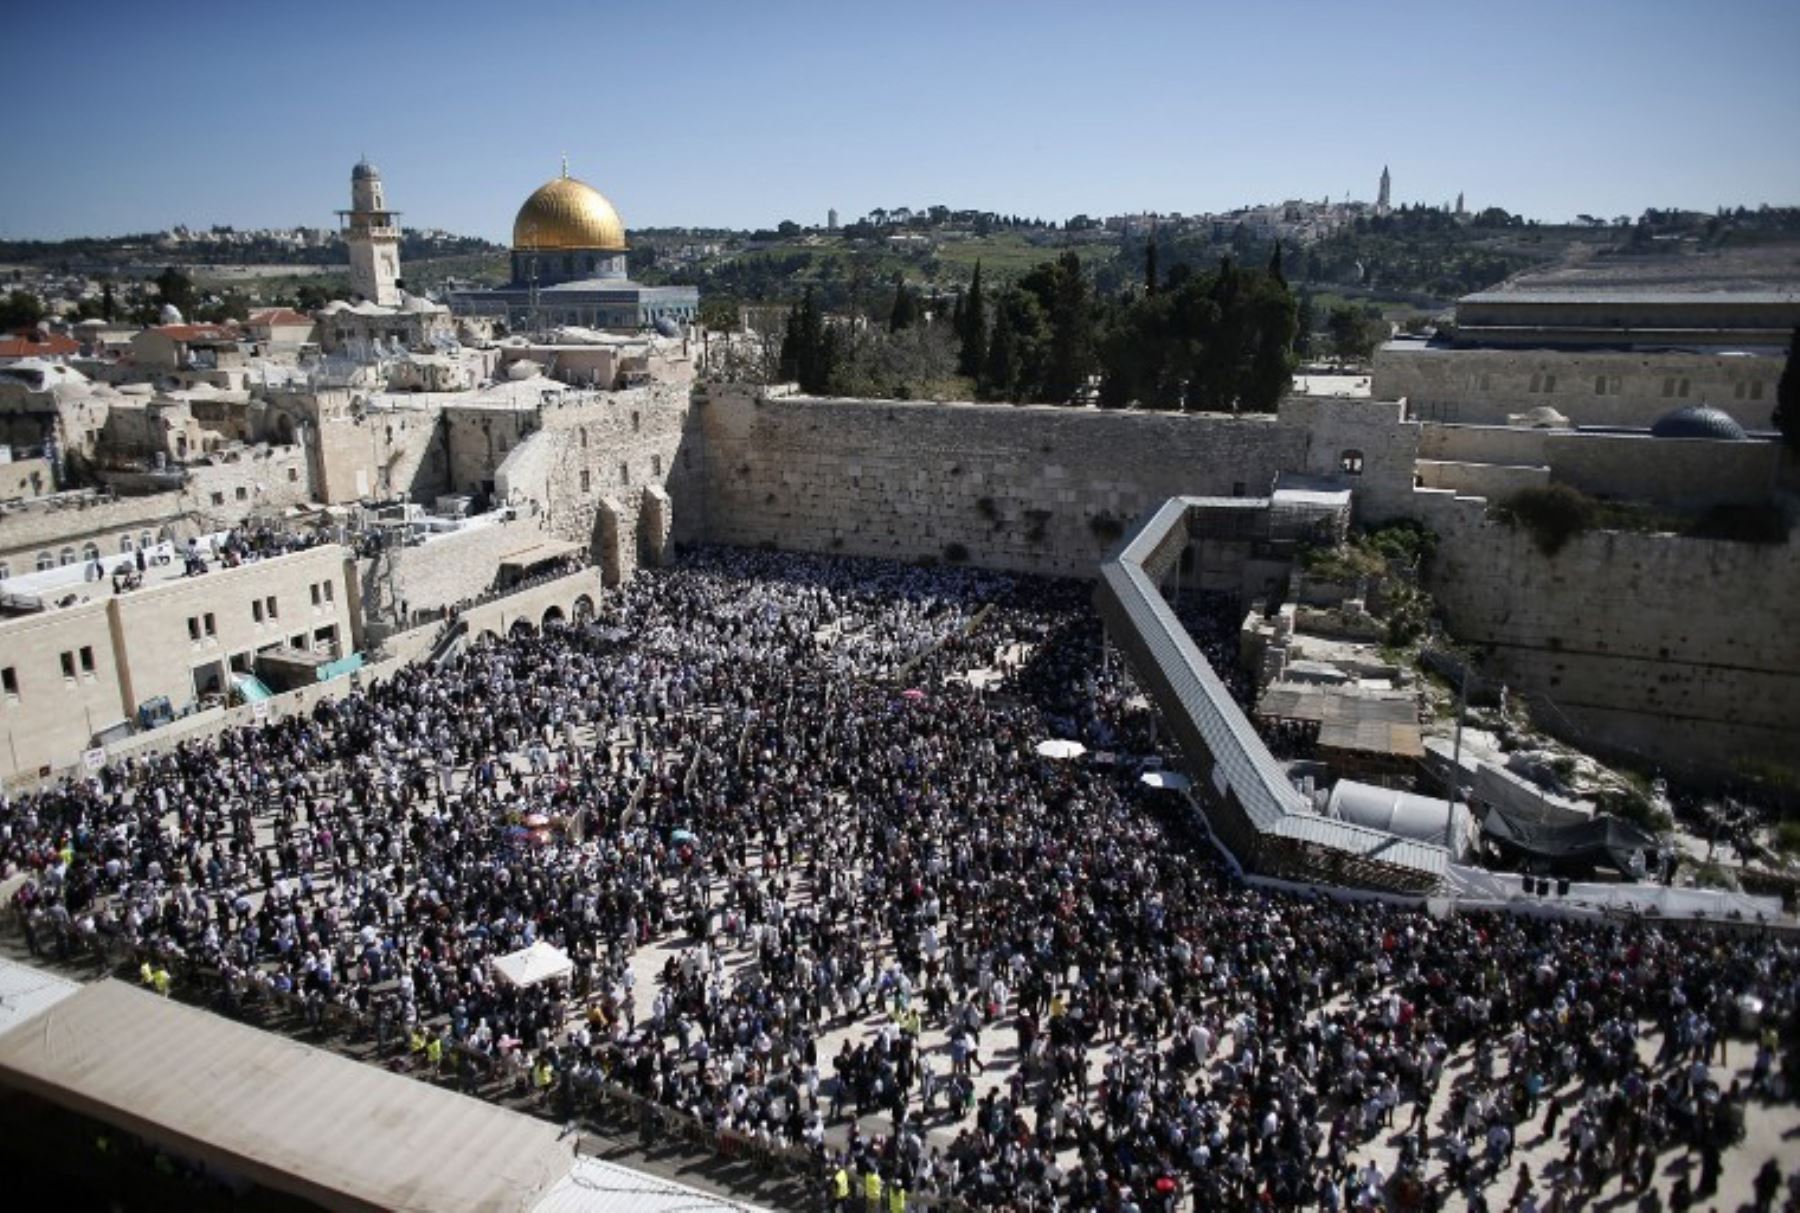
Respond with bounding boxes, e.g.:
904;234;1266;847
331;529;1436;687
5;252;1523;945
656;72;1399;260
691;389;1303;577
1419;423;1781;510
498;382;702;583
1417;493;1800;775
1374;344;1782;429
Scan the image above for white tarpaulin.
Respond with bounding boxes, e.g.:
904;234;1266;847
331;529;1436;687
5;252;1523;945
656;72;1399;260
492;941;575;989
1140;771;1192;791
1035;739;1087;760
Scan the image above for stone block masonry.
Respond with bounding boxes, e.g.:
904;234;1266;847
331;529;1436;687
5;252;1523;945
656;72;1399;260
692;390;1304;577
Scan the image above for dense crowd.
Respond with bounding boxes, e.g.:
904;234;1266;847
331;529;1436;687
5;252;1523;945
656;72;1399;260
5;546;1797;1212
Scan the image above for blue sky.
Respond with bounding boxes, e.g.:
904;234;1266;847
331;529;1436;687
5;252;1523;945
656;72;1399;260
2;0;1796;240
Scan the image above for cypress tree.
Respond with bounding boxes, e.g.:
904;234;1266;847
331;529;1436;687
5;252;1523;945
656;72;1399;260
888;276;918;332
1145;238;1159;296
983;295;1017;401
1268;241;1285;288
958;262;987;379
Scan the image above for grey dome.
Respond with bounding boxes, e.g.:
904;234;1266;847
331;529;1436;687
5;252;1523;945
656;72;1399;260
654;315;682;339
1649;404;1747;441
352;159;380;180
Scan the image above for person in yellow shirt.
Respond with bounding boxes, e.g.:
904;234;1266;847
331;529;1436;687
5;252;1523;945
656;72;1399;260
425;1032;444;1072
886;1177;906;1213
830;1163;851;1212
863;1167;882;1212
151;967;171;997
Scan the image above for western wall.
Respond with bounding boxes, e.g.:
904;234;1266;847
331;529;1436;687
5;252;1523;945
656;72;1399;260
672;386;1798;777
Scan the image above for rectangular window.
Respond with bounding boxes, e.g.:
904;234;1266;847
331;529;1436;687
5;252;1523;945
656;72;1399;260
1542;374;1556;394
1750;380;1763;401
188;617;201;642
235;486;248;501
253;600;264;623
651;454;663;477
203;612;216;637
266;596;278;619
323;581;334;603
1662;377;1676;398
619;462;630;485
581;469;591;493
60;651;76;680
310;584;321;606
1528;372;1542;393
287;467;299;482
2;667;17;697
1594;375;1606;396
1679;378;1690;397
211;491;225;506
79;646;95;674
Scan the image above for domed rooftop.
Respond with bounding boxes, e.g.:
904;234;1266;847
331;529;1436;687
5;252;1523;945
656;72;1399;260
513;166;626;253
352;158;380;180
1649;404;1748;441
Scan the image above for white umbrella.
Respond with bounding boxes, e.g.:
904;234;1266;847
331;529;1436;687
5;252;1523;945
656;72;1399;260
491;940;574;988
963;669;1003;690
1035;739;1087;760
1140;771;1192;791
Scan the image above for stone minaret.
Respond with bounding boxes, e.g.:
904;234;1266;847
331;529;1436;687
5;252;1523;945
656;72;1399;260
340;159;401;306
1376;165;1391;216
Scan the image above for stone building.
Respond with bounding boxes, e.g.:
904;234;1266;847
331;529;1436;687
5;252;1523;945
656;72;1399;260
1375;286;1798;428
0;542;360;776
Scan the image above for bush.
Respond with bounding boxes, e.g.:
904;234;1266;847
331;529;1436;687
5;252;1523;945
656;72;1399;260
1776;819;1800;857
1688;502;1791;545
1493;485;1595;555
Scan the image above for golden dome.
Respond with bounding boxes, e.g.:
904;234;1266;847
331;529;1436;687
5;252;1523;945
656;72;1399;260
512;171;627;252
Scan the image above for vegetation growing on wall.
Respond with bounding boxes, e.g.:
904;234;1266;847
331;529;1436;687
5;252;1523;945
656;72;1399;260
1494;486;1790;554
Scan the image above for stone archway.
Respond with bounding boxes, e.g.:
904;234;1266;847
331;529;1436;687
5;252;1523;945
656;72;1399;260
509;618;535;639
542;604;566;629
594;496;626;587
572;594;596;623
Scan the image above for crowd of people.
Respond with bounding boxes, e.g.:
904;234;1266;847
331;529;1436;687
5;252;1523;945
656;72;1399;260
4;545;1797;1212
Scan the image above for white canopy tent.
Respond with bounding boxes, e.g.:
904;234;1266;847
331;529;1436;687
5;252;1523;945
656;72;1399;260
1035;739;1087;760
492;941;575;989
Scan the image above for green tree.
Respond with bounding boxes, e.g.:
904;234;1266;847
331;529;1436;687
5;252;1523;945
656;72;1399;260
1327;303;1384;360
0;289;44;330
887;276;918;332
982;290;1021;400
1023;251;1093;402
1776;325;1800;452
101;280;117;322
1294;291;1315;358
154;266;196;317
1145;239;1159;296
957;261;986;378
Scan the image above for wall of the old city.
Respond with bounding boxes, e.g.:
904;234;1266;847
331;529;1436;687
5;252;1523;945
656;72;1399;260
689;389;1305;577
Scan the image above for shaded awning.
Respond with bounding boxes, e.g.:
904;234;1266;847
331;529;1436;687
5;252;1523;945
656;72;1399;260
498;539;581;574
1481;805;1658;877
0;980;570;1212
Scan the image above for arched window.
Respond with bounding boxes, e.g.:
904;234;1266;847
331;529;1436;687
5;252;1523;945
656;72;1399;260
579;427;588;448
0;562;10;581
36;552;54;571
59;548;76;566
82;542;100;563
141;531;154;551
1339;449;1365;476
120;535;135;553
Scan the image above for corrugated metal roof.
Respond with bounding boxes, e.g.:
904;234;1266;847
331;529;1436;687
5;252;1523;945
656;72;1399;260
530;1156;776;1213
0;979;572;1213
0;956;80;1040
